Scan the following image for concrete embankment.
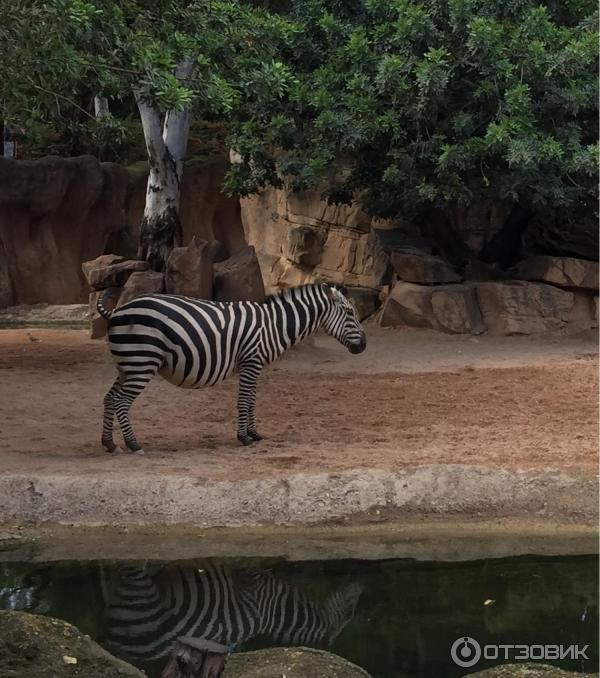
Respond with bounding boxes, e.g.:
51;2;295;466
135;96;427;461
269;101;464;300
0;464;596;531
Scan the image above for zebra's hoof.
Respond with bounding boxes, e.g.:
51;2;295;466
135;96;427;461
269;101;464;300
248;431;263;442
132;448;145;456
237;435;254;446
104;444;123;454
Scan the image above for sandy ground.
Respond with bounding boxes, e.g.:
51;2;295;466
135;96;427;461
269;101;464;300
0;326;597;482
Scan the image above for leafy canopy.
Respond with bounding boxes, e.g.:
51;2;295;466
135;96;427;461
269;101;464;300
226;0;598;219
2;0;598;219
0;0;296;159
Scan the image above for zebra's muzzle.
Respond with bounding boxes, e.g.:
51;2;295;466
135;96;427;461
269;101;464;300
347;334;366;354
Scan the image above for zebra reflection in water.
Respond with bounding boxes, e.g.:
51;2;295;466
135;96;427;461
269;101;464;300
101;560;362;663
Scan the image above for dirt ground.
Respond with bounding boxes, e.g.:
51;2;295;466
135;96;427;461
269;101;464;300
0;326;597;482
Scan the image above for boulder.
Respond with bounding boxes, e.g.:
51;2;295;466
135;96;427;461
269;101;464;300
380;282;483;334
165;236;213;299
82;256;148;290
367;230;394;287
391;249;462;284
214;246;266;302
431;285;484;334
223;647;372;678
513;256;599;291
0;610;145;678
476;281;574;334
345;286;381;320
286;225;326;266
89;287;121;339
465;663;598;678
117;271;164;307
205;239;229;264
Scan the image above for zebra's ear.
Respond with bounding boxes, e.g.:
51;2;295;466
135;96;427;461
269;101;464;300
321;281;348;298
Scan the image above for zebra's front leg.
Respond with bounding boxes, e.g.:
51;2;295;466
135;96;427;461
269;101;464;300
237;362;262;445
102;379;123;454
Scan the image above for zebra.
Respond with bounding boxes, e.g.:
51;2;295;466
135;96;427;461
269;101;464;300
97;282;366;454
101;560;362;666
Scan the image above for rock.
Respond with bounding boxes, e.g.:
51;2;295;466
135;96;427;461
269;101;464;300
345;286;381;320
214;245;265;302
391;249;462;284
367;230;393;287
594;296;599;321
465;662;598;678
205;239;229;263
431;285;484;334
165;236;213;299
117;271;164;307
0;155;246;308
223;647;372;678
380;282;434;329
82;256;148;290
476;281;575;334
513;256;599;291
0;610;145;677
380;282;483;334
241;185;378;292
521;213;598;261
0;238;14;307
286;225;326;266
89;288;121;339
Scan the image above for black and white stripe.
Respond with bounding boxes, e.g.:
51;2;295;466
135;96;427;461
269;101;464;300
98;283;366;453
101;561;362;662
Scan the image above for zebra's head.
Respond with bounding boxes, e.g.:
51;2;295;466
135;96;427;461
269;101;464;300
325;580;363;644
320;284;366;354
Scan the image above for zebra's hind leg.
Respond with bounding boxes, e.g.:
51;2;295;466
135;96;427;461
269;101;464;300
112;371;156;455
102;378;124;454
237;362;262;445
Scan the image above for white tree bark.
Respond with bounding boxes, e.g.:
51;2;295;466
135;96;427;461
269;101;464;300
134;58;194;271
94;95;110;119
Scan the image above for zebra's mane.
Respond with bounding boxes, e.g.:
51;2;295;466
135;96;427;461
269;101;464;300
266;282;351;305
265;282;324;303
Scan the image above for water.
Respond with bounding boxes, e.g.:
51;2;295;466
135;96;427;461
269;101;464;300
0;555;597;677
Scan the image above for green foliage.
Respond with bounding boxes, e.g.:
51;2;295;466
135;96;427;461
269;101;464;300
1;0;295;160
2;0;597;220
225;0;598;219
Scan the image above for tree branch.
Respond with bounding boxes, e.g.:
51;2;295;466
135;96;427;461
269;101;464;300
134;88;166;168
29;84;96;121
163;57;195;166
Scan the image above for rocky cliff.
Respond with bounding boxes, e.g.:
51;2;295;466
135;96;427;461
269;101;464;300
1;155;597;335
0;155;245;307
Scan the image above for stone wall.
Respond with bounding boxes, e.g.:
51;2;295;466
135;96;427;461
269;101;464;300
241;186;380;292
0;155;245;307
1;155;597;335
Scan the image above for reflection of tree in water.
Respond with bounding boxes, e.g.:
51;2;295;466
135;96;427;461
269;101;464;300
0;564;51;614
101;560;362;664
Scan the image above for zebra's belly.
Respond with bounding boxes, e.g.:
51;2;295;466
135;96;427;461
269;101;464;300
158;359;237;388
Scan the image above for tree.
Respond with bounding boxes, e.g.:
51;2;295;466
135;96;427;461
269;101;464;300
226;0;598;264
1;0;296;270
3;1;597;270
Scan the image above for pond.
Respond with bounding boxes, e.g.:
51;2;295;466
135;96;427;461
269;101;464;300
0;554;597;677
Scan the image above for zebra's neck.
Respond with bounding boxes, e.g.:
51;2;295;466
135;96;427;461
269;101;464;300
264;285;328;357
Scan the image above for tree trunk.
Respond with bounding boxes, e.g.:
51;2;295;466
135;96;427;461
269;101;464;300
480;205;532;268
134;59;194;272
94;95;110;119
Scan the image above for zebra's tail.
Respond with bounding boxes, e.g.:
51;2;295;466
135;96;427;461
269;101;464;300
97;289;115;321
